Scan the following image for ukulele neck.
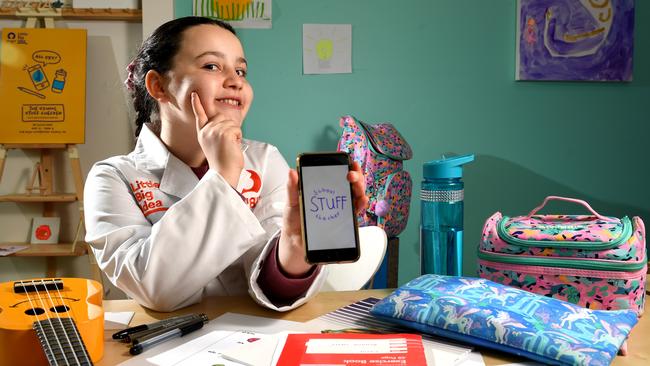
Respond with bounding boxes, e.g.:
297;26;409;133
33;317;93;366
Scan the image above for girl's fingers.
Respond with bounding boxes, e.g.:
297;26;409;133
347;161;368;211
287;170;299;207
191;92;208;131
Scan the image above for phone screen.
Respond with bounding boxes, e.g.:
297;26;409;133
298;153;359;263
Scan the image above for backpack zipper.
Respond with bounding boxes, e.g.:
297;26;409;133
479;258;647;279
497;215;632;250
477;250;647;272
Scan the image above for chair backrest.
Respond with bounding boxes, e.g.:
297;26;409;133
320;226;388;291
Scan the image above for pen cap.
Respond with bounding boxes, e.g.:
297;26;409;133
423;154;474;180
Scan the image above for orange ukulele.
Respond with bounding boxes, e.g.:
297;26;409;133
0;278;104;366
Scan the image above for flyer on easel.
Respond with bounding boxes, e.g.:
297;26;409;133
0;28;87;144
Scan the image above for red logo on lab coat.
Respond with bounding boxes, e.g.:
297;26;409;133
238;169;262;209
130;179;168;217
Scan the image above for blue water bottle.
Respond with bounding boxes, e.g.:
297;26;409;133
420;154;474;276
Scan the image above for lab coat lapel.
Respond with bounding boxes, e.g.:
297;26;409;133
132;125;169;171
133;124;198;199
160;154;198;199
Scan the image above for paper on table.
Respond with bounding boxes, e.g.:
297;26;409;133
220;332;284;366
104;311;135;330
147;330;268;366
455;351;486;366
117;313;302;366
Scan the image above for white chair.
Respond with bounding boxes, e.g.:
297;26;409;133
321;226;388;291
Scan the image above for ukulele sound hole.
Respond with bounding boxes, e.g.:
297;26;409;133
50;305;70;313
25;307;45;316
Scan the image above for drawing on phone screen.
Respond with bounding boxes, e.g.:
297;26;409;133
27;64;49;90
302;165;356;251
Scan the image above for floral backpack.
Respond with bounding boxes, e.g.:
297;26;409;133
337;115;413;237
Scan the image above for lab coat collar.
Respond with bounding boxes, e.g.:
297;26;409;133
131;124;251;199
132;124;198;199
133;124;251;170
132;124;169;171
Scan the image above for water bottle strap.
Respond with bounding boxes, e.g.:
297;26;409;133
420;189;463;203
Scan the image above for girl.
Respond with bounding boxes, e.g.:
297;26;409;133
84;16;368;312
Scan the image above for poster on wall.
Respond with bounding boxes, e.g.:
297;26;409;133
516;0;634;81
193;0;272;29
0;28;87;144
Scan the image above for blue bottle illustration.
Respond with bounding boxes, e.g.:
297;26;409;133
420;154;474;276
51;69;67;93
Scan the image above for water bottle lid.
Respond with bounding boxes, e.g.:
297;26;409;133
423;154;474;179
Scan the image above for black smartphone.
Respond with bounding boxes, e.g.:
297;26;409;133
297;152;360;264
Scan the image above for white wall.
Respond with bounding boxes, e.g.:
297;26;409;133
0;18;142;299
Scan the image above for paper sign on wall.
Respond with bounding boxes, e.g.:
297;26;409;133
303;24;352;75
0;28;87;144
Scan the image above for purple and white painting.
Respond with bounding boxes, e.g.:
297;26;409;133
516;0;635;81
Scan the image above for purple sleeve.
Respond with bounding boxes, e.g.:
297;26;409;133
257;238;320;305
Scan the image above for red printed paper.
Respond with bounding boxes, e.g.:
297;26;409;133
276;333;426;365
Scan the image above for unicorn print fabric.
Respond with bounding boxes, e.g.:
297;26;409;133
370;275;638;366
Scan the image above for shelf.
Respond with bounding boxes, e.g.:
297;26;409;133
0;193;78;202
1;243;87;257
0;7;142;21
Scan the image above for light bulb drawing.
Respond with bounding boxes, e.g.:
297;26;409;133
315;38;334;67
303;24;352;74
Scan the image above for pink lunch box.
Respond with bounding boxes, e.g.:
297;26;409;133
478;196;647;315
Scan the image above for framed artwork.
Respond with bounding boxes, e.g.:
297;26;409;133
516;0;635;81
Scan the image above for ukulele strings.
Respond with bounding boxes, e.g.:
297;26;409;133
19;279;63;366
20;279;84;366
39;279;88;366
50;279;92;366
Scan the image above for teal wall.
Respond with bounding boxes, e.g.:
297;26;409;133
176;1;649;284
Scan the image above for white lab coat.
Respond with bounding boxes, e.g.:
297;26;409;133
84;125;326;312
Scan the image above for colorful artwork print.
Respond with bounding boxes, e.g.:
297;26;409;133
516;0;635;81
193;0;272;29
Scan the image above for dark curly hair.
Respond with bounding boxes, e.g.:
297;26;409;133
125;16;236;137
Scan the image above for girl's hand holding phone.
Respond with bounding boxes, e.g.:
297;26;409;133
191;92;243;187
278;160;368;276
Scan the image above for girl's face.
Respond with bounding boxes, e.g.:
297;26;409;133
162;24;253;128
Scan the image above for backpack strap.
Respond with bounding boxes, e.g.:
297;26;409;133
338;116;368;167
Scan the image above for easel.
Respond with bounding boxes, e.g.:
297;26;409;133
0;143;86;253
0;5;102;282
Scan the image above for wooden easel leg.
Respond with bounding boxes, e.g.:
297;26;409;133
0;145;6;182
67;145;84;205
68;145;85;252
25;16;38;28
46;257;57;278
67;145;101;283
44;17;54;29
40;149;54;216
